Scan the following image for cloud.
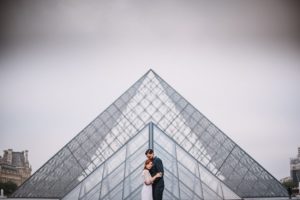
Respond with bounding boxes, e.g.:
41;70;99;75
0;0;299;179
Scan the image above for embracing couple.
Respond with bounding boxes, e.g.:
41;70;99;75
141;149;164;200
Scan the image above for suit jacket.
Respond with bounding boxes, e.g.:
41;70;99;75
149;156;164;186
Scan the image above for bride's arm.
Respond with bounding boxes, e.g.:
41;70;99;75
143;171;152;185
144;172;161;185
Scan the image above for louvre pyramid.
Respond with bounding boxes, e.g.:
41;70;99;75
12;70;288;199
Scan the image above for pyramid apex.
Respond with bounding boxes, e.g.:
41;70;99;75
146;68;161;77
146;68;155;74
141;69;158;80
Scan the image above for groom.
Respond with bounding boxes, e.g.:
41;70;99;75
145;149;164;200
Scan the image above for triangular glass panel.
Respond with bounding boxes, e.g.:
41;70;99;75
62;124;149;200
153;124;241;200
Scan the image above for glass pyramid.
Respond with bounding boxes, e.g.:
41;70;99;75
12;70;288;199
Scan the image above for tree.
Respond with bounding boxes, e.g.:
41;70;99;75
282;180;297;189
0;181;18;197
282;180;298;199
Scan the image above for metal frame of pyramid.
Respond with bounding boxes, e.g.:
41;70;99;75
12;70;288;199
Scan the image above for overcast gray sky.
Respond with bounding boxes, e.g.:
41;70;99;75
0;0;300;180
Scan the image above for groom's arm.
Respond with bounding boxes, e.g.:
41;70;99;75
156;158;164;176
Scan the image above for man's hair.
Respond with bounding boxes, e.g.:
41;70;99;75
145;149;154;155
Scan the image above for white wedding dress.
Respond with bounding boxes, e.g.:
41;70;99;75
141;169;153;200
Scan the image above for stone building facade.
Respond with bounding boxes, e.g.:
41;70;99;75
291;147;300;185
0;149;32;186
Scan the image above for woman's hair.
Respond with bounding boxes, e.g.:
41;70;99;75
144;159;152;170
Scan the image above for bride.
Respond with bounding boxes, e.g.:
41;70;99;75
141;159;162;200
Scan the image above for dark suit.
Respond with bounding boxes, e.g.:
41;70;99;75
149;156;164;200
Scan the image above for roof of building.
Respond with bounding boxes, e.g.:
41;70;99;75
0;150;27;168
